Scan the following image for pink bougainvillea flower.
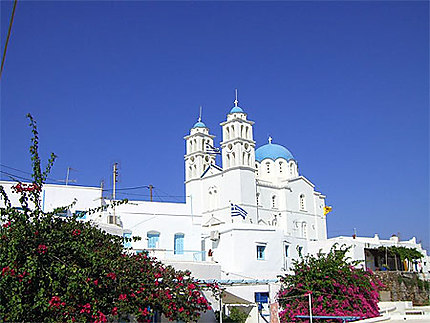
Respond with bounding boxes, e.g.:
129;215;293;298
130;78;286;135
37;244;47;254
106;272;116;280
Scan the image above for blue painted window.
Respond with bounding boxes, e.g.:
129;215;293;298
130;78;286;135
123;232;132;248
147;232;159;249
255;292;269;304
75;210;86;220
174;234;184;255
257;245;266;260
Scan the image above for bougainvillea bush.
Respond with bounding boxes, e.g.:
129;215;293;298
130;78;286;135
0;115;218;322
277;246;384;323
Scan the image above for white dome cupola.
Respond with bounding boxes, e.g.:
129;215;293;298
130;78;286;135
255;136;298;181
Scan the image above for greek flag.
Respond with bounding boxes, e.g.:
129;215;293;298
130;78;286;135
205;143;221;155
231;203;247;219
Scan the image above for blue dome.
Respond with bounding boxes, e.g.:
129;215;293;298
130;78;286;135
229;106;244;113
193;121;207;128
255;143;295;162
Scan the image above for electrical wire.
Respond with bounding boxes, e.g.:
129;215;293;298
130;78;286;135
0;170;31;182
102;185;150;192
0;0;18;79
0;164;68;183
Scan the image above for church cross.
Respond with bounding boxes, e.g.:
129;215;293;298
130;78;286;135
234;89;239;107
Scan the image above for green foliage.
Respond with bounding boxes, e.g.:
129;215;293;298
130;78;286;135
228;307;248;323
215;307;248;323
377;246;423;262
278;245;383;322
0;115;219;322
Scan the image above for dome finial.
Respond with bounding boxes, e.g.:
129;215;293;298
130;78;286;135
198;105;202;122
234;88;239;107
268;136;273;144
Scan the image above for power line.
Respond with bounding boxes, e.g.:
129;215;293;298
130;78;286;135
0;170;32;182
102;185;150;192
0;164;67;183
0;0;18;79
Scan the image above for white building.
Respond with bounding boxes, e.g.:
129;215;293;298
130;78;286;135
1;94;429;322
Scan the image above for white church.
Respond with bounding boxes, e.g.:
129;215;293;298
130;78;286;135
1;94;429;322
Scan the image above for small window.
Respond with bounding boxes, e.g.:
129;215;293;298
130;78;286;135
75;210;86;220
285;245;289;257
255;292;269;304
256;193;260;206
147;232;160;249
257;245;266;260
298;246;303;256
279;162;283;173
123;232;132;248
174;233;184;255
272;196;276;208
299;194;306;210
302;222;307;238
266;162;270;173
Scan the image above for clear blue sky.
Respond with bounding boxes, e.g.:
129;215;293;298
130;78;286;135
1;1;428;248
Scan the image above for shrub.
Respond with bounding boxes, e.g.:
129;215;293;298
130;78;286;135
0;114;219;322
277;245;383;322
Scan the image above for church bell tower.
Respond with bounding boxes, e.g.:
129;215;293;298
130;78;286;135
220;90;256;171
184;110;216;182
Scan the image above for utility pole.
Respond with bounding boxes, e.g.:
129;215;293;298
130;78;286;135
112;163;118;225
149;184;153;202
100;180;104;208
308;293;313;323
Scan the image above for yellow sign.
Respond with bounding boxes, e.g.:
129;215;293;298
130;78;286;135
324;206;332;216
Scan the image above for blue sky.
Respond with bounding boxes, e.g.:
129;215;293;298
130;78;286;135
1;1;428;248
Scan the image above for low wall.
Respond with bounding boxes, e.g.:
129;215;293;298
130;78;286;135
375;272;430;306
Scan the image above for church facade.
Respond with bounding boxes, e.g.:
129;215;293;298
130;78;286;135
184;96;328;282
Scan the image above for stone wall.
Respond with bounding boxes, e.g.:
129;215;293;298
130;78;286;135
375;272;430;306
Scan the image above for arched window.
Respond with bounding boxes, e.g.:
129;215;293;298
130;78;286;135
290;162;294;176
241;125;244;137
245;127;249;139
147;231;160;249
299;194;306;210
174;233;184;255
272;195;277;208
226;127;230;140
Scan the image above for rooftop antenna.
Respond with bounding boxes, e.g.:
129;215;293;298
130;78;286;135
234;88;239;107
198;105;202;122
268;136;273;144
65;167;77;185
